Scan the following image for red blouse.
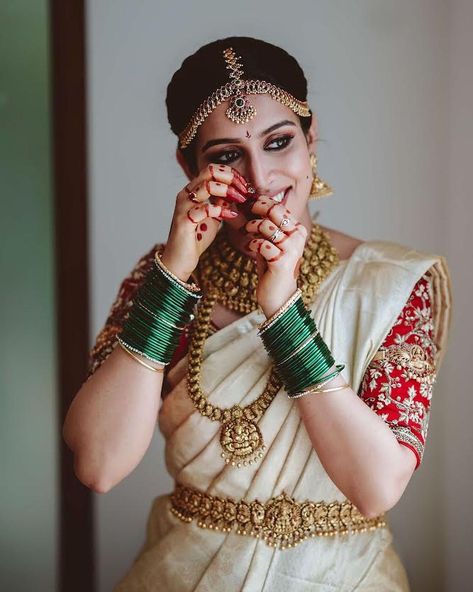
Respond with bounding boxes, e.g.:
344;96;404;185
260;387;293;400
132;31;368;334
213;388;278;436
87;244;437;472
356;272;436;470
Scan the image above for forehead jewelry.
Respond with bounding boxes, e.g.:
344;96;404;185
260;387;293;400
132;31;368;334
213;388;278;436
178;47;312;149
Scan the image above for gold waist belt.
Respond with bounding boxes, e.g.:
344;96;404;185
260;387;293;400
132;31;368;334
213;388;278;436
170;482;387;550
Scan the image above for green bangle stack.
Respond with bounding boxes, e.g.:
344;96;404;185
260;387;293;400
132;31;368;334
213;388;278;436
118;249;202;366
258;289;345;398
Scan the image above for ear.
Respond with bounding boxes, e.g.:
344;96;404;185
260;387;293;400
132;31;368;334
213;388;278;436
176;148;195;182
305;114;318;154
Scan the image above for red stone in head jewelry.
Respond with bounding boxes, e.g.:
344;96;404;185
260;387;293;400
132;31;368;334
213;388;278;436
178;47;312;149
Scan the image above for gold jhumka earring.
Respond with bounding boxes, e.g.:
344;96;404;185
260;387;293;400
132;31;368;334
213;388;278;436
308;153;333;200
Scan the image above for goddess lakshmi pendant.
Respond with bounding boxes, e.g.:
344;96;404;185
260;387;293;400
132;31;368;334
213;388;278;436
219;406;266;468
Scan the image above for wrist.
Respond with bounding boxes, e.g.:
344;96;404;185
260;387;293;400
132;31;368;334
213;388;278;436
160;249;194;283
260;282;298;318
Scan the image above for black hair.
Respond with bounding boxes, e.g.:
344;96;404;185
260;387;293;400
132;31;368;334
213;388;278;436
166;36;313;175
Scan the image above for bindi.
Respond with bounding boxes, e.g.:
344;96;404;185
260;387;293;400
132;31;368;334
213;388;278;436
246;130;251;138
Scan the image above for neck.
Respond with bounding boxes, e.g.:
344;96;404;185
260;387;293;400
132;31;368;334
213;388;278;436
224;205;314;255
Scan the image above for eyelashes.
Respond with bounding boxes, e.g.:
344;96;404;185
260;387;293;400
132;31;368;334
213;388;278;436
208;135;294;165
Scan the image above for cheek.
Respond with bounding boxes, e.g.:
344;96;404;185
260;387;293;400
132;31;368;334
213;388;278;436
286;147;311;185
290;158;312;196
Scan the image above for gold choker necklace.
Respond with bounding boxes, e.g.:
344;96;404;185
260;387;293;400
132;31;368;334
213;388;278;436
195;223;339;314
187;223;340;467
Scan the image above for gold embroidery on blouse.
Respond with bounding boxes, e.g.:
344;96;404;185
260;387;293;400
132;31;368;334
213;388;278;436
358;270;438;463
372;342;436;385
170;482;387;550
86;244;162;380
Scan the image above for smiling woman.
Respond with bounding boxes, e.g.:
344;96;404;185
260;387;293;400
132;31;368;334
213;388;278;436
63;36;452;592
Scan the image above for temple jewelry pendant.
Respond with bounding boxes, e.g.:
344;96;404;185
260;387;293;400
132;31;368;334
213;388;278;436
219;406;266;467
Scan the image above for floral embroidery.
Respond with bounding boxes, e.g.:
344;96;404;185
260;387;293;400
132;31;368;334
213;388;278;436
357;271;437;469
86;243;161;380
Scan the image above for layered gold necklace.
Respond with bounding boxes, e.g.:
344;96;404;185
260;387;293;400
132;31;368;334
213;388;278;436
186;223;340;468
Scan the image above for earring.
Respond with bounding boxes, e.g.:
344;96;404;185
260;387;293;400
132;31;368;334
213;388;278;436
308;153;333;200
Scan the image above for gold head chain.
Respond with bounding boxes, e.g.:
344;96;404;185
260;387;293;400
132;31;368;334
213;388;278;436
178;47;312;149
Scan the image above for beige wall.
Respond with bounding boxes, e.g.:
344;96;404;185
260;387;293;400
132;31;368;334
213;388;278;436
86;1;471;590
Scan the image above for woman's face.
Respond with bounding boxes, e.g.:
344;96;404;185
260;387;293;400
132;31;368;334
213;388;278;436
192;94;317;226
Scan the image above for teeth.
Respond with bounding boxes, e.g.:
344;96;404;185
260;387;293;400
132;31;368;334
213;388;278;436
272;190;286;203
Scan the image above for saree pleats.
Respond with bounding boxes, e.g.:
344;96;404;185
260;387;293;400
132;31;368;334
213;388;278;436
113;240;452;591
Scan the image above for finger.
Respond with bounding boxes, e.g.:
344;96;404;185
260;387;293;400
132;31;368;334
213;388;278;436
245;218;290;245
206;164;249;195
188;164;249;199
230;168;250;194
250;195;293;221
246;237;283;262
254;252;267;277
187;179;247;204
186;202;238;225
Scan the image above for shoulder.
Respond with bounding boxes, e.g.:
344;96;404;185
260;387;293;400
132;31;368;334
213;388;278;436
318;224;366;261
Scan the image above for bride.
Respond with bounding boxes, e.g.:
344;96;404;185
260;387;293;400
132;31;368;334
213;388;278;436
63;36;452;591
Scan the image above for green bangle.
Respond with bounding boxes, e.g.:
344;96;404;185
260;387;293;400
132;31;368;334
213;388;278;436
120;254;201;365
258;291;344;396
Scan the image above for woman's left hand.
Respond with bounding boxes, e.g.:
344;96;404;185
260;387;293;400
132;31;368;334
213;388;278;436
245;195;307;317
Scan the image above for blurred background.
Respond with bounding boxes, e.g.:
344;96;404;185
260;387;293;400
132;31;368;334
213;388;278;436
1;0;472;590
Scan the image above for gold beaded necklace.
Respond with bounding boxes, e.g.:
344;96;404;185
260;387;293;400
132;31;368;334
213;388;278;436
186;223;340;467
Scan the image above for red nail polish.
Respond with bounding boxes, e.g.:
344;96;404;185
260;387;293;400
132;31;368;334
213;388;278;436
227;186;246;203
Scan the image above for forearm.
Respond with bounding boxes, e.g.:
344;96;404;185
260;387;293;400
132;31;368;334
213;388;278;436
63;346;163;492
295;366;416;517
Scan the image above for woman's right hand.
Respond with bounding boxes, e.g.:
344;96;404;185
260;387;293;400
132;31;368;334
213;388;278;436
161;164;251;281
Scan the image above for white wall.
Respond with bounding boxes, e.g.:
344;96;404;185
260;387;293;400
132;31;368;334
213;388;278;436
86;1;471;590
444;1;473;590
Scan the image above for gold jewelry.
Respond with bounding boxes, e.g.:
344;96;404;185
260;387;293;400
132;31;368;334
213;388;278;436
178;47;312;149
117;339;165;373
187;223;340;467
195;223;340;314
308;153;334;200
170;482;387;550
290;382;350;399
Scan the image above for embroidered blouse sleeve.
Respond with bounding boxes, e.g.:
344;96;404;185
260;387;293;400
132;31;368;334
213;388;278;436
357;270;437;470
85;243;162;381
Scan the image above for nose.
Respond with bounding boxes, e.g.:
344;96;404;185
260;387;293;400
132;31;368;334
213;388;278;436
241;153;273;196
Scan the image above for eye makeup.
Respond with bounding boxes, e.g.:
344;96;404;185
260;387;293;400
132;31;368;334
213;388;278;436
206;134;295;165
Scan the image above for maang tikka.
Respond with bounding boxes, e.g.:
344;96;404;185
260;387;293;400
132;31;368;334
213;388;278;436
178;47;312;149
308;153;334;200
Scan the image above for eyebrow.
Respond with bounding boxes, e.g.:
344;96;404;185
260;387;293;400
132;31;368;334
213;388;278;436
201;120;297;153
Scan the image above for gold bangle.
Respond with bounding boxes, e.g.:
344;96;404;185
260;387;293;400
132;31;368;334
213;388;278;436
290;382;350;399
118;340;165;373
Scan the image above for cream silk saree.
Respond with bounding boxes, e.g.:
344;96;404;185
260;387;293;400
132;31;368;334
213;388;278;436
108;238;452;592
